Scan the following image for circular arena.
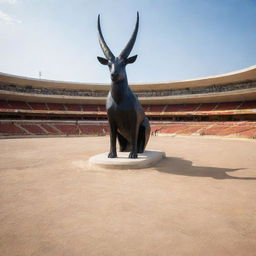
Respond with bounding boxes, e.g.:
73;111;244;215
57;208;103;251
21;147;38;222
0;66;256;255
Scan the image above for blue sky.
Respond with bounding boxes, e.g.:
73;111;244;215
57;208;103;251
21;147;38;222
0;0;255;84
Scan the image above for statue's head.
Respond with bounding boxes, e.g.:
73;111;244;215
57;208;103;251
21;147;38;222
97;12;139;82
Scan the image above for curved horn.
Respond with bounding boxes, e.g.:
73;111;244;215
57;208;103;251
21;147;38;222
97;14;115;60
119;12;139;59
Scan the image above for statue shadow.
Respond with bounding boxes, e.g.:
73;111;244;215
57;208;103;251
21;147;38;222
153;157;256;180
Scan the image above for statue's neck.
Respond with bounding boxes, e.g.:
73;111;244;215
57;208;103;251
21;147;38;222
111;79;128;104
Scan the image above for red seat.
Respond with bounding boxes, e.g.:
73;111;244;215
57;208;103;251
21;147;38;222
81;105;98;111
238;101;256;109
8;101;30;110
28;102;48;110
98;105;106;111
215;102;240;110
20;124;46;135
65;104;81;111
0;123;28;135
165;105;182;112
47;103;65;111
0;100;10;109
178;104;199;112
150;105;165;112
54;124;79;134
197;103;217;111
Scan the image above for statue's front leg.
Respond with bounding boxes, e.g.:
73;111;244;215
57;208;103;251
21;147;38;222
108;120;117;158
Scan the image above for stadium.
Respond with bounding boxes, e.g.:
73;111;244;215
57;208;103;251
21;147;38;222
1;1;256;256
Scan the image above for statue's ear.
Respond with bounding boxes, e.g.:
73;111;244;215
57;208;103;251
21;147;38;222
125;55;137;65
97;56;109;65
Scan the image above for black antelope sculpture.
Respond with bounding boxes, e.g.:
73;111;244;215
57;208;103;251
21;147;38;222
97;12;150;159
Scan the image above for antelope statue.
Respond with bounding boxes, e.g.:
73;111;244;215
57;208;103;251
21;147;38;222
97;12;150;159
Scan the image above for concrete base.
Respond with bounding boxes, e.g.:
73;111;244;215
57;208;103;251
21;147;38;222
89;150;166;169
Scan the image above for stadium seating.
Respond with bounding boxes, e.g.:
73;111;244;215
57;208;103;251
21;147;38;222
1;100;256;115
238;127;256;137
20;124;46;135
1;98;256;138
0;100;10;109
40;124;60;134
238;100;256;109
8;101;31;110
81;105;98;112
165;104;181;112
1;120;255;138
149;105;165;112
143;105;150;112
47;103;65;111
150;121;256;138
54;124;79;134
200;124;232;136
175;125;205;135
65;104;81;111
216;125;253;136
28;102;48;110
196;103;217;111
214;102;240;110
79;124;109;135
1;66;256;139
0;123;28;135
178;104;200;112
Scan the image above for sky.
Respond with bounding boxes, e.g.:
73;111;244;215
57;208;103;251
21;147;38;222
0;0;255;84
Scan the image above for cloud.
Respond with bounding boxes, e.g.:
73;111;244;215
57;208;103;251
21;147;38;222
0;0;19;4
0;9;21;24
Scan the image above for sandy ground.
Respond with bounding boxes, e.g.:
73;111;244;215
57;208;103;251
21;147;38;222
0;135;256;256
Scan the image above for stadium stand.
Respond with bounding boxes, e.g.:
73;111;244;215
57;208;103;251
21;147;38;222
1;120;255;138
1;65;256;138
1;100;256;120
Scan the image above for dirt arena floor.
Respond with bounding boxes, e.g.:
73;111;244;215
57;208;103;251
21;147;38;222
0;135;256;256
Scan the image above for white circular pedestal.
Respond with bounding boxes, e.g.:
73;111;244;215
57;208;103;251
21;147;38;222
88;150;166;169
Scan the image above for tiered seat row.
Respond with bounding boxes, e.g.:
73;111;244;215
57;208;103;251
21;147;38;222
0;121;109;136
0;123;27;135
0;100;106;112
215;102;241;110
21;124;46;134
1;100;256;114
1;120;256;138
150;121;256;138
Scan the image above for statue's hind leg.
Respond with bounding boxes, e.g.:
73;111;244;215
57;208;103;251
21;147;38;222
137;125;145;153
137;117;150;153
117;132;130;152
